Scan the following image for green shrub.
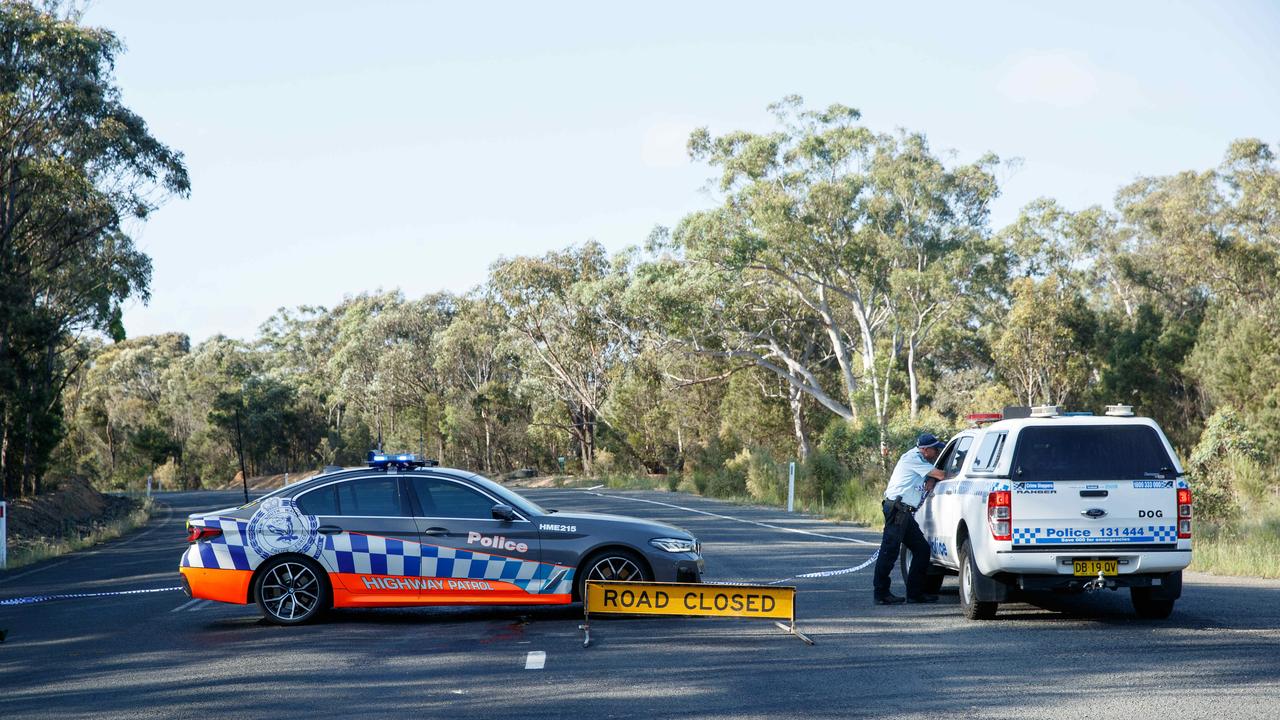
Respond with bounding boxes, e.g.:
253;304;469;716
798;449;847;506
1187;408;1266;523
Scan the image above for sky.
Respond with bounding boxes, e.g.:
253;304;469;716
81;0;1280;344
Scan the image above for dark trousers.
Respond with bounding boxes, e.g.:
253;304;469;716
872;498;931;599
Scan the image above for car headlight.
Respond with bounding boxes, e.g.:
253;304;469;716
650;537;699;554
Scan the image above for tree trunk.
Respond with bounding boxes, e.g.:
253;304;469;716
908;335;920;420
788;385;810;462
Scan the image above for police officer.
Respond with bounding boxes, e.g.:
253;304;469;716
872;433;947;605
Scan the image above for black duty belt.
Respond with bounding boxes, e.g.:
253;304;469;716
887;497;918;513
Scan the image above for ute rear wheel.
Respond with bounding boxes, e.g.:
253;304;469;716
1131;587;1175;619
575;548;652;601
959;539;997;620
255;556;330;626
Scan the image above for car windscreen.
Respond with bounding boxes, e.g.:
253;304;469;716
1011;425;1176;482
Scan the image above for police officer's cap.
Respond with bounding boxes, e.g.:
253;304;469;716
916;433;946;449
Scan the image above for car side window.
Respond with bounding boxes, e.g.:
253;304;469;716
935;439;958;471
970;432;1007;472
409;477;497;520
944;436;974;478
336;477;406;517
296;484;338;515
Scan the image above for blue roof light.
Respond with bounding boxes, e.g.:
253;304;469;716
366;451;438;469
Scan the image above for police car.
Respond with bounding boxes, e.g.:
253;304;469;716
180;454;704;624
912;406;1192;620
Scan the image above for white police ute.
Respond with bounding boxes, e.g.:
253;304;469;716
913;405;1193;620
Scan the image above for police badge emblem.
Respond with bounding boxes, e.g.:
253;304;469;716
247;497;322;559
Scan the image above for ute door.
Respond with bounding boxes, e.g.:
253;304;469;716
405;475;542;604
297;475;423;602
1009;424;1180;550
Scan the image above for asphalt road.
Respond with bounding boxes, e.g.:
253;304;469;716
2;487;1279;719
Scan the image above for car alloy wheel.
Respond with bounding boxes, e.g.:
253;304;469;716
259;560;322;623
586;556;643;583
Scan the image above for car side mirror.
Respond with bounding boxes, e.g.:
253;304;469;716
491;504;517;521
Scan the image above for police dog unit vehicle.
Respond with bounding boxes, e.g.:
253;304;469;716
914;405;1192;620
180;453;703;624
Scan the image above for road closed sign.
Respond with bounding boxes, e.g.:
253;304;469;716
586;580;794;620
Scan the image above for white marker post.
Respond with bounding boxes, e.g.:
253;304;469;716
146;475;152;499
0;500;7;570
787;462;796;513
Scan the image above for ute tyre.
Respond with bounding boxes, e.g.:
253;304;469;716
899;547;945;595
959;539;998;620
576;548;652;602
254;555;331;626
1131;587;1175;619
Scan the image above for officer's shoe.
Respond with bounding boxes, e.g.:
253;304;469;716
906;594;939;604
874;593;906;605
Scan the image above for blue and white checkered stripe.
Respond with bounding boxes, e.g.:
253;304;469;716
322;533;573;595
182;520;574;596
1012;525;1179;545
181;517;253;570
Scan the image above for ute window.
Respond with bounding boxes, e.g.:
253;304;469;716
944;436;974;479
970;432;1007;472
1012;425;1175;482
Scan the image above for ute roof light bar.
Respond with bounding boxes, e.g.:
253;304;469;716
965;412;1003;427
367;451;439;469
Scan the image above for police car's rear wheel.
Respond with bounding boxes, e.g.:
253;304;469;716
1130;587;1175;619
255;556;330;626
959;539;997;620
576;549;651;601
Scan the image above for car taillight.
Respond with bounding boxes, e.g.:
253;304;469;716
187;524;222;543
988;490;1011;541
1177;487;1192;539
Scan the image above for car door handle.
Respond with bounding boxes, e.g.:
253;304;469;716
1080;490;1108;498
317;525;343;535
422;527;449;536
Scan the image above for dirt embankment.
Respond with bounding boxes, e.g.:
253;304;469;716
219;471;321;493
5;478;140;542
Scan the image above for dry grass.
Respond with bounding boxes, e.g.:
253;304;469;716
5;499;153;570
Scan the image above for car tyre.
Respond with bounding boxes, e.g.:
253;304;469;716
575;548;652;601
254;555;331;626
959;539;997;620
1130;587;1175;619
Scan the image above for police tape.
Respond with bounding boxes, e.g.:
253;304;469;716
795;550;880;579
0;586;181;607
580;580;813;646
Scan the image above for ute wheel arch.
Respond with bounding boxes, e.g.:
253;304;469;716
573;546;653;602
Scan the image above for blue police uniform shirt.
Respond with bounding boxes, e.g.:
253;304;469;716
884;448;936;507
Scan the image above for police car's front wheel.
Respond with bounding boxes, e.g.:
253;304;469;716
575;549;652;601
255;556;331;626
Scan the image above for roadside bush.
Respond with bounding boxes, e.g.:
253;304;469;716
798;449;847;506
1187;408;1264;523
726;447;785;504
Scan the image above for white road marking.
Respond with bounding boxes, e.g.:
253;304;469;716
524;651;546;670
171;598;202;612
584;491;877;546
586;484;604;490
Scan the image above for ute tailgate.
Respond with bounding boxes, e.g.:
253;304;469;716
1009;424;1179;550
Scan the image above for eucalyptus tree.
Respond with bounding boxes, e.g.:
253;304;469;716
668;97;999;450
0;3;188;496
489;242;637;474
